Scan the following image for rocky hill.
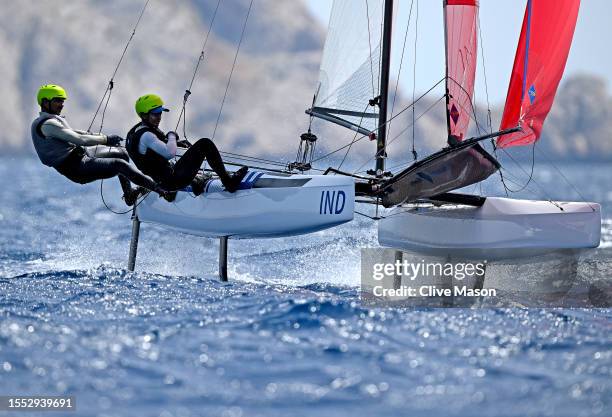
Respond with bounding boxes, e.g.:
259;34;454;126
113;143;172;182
1;0;324;159
1;0;610;164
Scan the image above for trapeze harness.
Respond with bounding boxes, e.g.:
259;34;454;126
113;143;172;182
126;122;174;185
30;113;156;190
31;113;88;169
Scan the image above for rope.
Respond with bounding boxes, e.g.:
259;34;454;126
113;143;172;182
100;181;152;215
499;142;535;193
174;0;222;137
88;0;150;133
498;168;540;196
498;146;564;211
212;0;254;140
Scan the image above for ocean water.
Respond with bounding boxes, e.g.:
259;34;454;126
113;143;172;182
0;156;610;417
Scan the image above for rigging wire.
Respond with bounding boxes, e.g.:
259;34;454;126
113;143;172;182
354;82;488;177
86;0;150;214
174;0;222;138
446;78;485;135
353;93;446;175
174;147;291;172
388;0;415;137
212;0;254;140
477;10;511;193
364;0;377;100
378;83;490;177
219;151;288;168
533;146;598;211
411;0;419;160
476;5;510;198
337;104;370;171
355;210;381;220
311;77;445;165
315;0;387;175
88;0;150;133
477;12;493;134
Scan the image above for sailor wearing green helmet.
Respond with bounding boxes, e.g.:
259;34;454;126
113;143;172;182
126;94;248;197
31;84;166;205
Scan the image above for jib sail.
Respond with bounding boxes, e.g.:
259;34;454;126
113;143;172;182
497;0;580;148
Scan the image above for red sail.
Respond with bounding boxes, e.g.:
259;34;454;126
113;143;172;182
444;0;479;142
497;0;580;148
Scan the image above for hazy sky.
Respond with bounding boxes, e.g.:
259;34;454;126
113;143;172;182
306;0;609;105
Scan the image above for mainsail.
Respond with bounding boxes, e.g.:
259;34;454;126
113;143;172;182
444;0;479;143
497;0;580;148
308;0;385;135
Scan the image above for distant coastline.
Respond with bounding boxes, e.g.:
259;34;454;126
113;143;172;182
1;1;610;161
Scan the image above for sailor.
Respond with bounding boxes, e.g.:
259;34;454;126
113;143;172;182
31;84;166;205
126;94;248;198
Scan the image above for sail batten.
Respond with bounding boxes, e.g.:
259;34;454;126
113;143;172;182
497;0;580;148
444;0;479;143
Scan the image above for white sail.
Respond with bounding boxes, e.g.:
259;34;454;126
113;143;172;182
311;0;385;133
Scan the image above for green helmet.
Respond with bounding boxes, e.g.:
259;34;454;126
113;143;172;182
37;84;67;106
135;94;169;116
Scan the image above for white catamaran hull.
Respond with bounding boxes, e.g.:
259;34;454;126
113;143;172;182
378;197;601;260
136;171;355;238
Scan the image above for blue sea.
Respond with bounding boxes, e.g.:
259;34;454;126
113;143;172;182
0;156;610;417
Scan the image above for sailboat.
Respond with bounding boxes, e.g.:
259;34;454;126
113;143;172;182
375;0;600;259
129;0;600;277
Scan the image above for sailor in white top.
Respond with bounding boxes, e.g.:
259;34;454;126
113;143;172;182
31;84;165;205
125;94;248;197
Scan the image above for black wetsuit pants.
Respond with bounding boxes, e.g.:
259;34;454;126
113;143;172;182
55;146;158;192
160;138;232;191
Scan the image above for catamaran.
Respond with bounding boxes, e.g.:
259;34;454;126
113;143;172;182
376;0;601;259
121;0;599;278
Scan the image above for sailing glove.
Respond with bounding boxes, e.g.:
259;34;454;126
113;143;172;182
177;139;192;148
106;135;123;146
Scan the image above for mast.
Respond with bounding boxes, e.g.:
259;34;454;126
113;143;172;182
375;0;394;176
